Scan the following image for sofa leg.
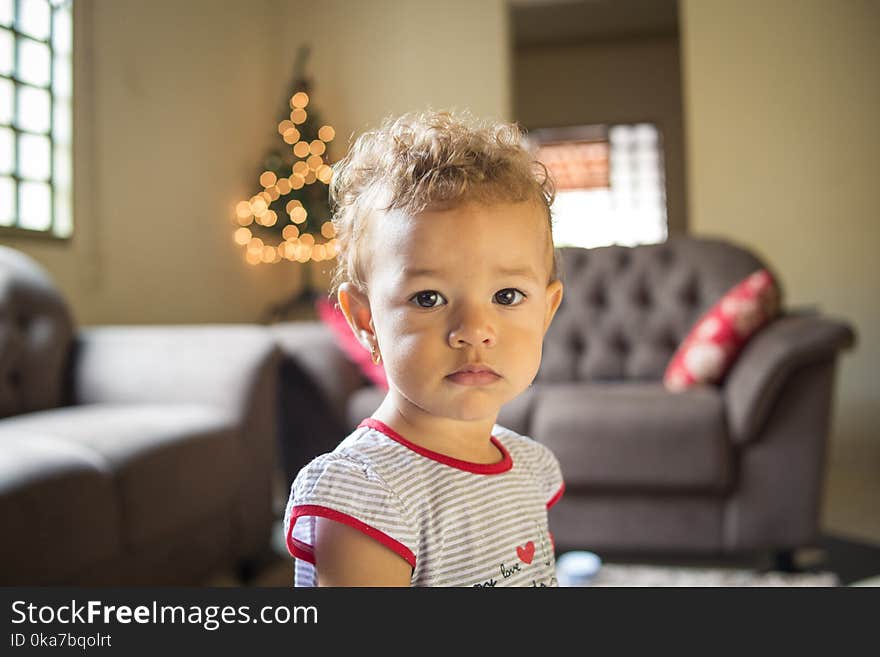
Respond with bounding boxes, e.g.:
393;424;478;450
773;549;799;573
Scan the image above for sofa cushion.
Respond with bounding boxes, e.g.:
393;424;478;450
664;269;781;391
0;433;122;585
0;403;241;547
531;382;732;492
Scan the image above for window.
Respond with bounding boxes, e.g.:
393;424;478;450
524;122;668;249
0;0;72;238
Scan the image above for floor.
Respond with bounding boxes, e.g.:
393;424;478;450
821;435;880;545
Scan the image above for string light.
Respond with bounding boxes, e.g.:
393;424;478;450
251;198;268;216
297;245;312;262
290;92;309;109
317;165;333;184
318;125;335;142
235;201;251;219
234;86;337;265
290;206;307;223
234;227;252;245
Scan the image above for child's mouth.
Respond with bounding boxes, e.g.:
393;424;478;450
445;371;502;386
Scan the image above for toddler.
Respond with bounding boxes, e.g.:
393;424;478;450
283;109;565;586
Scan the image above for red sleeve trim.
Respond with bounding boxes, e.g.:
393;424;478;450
288;535;315;565
286;504;417;569
547;481;565;509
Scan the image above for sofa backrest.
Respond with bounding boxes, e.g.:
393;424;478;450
538;236;774;382
0;246;73;418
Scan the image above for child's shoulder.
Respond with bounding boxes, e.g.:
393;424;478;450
493;424;564;500
293;424;398;485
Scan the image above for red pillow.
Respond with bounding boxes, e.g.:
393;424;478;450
314;296;389;389
663;269;780;392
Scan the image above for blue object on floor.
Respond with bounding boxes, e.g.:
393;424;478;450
556;551;602;586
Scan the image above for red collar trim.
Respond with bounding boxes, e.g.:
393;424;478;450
358;418;513;475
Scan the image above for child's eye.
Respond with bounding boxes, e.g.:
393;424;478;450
409;289;527;309
495;288;527;306
410;290;447;308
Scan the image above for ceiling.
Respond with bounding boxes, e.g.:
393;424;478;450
509;0;679;47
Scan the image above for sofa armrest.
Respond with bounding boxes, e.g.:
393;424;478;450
269;320;367;418
70;324;280;420
723;312;856;445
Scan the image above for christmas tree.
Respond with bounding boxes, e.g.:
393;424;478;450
233;46;338;290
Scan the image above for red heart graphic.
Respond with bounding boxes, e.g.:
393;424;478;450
516;541;535;565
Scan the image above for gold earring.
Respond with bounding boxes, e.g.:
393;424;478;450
370;344;382;365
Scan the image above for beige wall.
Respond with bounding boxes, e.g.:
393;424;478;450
680;0;879;444
513;37;688;235
1;0;510;326
277;0;512;154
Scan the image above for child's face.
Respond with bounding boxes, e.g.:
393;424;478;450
340;198;564;423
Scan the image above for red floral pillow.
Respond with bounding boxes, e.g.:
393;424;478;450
314;296;389;390
664;269;781;392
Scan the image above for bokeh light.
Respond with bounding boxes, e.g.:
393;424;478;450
234;227;252;245
290;92;309;109
291;108;307;125
318;125;335;142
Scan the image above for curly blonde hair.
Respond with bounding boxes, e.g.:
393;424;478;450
327;109;559;299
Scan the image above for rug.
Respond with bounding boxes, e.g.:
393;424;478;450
585;563;839;587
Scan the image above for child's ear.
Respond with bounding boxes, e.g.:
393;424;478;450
337;282;375;345
543;279;564;334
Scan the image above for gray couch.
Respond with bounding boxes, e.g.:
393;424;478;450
0;246;281;585
272;236;856;565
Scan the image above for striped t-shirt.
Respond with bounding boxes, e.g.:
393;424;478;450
284;417;565;587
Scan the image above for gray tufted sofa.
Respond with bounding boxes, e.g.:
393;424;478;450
0;246;281;585
271;236;856;564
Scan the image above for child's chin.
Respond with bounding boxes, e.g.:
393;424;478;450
437;397;504;422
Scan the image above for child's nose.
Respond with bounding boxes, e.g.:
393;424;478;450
447;304;497;348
